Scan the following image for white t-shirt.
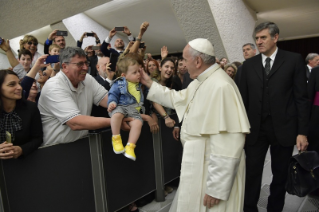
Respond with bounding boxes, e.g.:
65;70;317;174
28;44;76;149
38;71;108;147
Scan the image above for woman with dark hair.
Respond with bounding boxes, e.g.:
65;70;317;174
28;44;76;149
173;56;187;89
0;70;43;159
151;58;180;128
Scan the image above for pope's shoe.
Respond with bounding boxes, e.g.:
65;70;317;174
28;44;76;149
124;143;136;161
112;135;125;154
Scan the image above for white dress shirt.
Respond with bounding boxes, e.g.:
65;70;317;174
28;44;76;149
261;47;278;69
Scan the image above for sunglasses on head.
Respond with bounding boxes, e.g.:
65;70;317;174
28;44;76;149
27;41;38;46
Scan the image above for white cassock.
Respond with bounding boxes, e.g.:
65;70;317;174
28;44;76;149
147;64;250;212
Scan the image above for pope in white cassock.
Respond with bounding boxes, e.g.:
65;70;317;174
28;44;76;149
140;38;250;212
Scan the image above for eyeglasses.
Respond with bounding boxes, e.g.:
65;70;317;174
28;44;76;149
65;61;90;68
27;42;38;46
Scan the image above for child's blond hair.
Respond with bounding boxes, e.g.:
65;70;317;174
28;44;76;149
116;57;139;74
49;44;60;52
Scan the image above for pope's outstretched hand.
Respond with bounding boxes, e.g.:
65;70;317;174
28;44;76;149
140;69;153;88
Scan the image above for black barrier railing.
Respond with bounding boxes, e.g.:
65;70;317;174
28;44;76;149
0;114;182;212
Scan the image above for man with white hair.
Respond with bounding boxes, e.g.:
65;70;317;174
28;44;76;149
140;38;250;211
305;53;319;80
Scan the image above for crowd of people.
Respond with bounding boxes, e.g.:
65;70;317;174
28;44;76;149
0;20;319;212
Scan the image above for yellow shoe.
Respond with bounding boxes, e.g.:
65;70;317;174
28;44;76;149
112;135;124;154
124;143;136;161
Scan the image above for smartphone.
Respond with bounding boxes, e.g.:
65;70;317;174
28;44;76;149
114;27;124;31
0;37;3;45
92;46;100;50
109;53;119;72
139;43;145;48
46;55;59;64
56;31;68;36
6;131;11;143
86;32;94;37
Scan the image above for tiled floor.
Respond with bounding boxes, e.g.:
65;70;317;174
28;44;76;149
138;147;319;212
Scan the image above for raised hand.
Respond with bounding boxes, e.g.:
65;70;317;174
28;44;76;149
123;26;131;36
0;38;11;52
80;32;87;42
34;55;50;69
139;22;149;36
161;46;168;59
85;45;93;54
109;28;117;39
48;29;58;40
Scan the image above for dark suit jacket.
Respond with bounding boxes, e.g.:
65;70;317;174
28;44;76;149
239;49;309;146
100;41;121;57
94;75;111;91
87;55;98;77
234;65;242;87
90;75;111;119
308;66;319;103
1;100;43;157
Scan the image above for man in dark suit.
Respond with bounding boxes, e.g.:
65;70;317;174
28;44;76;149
239;22;309;212
90;57;115;122
305;53;319;80
234;43;256;86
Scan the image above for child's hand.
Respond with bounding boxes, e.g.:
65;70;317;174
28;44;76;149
108;103;117;112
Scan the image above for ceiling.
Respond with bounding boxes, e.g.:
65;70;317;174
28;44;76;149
244;0;319;40
84;0;187;55
1;0;319;55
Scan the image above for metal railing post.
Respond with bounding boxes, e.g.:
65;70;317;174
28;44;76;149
0;162;9;212
89;133;108;212
152;118;165;202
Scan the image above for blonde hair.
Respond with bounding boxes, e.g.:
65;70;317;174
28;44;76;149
49;44;60;52
224;63;238;79
116;57;139;74
19;35;38;50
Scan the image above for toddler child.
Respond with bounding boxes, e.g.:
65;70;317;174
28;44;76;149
48;44;61;75
107;57;144;161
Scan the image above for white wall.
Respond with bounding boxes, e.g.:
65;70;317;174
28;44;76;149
207;0;257;62
0;53;11;69
63;13;130;50
0;39;44;69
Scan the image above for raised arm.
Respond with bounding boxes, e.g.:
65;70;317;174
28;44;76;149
130;22;149;54
0;39;19;68
77;32;87;48
161;46;168;60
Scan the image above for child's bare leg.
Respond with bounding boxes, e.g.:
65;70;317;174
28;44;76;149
111;113;125;135
127;119;143;144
